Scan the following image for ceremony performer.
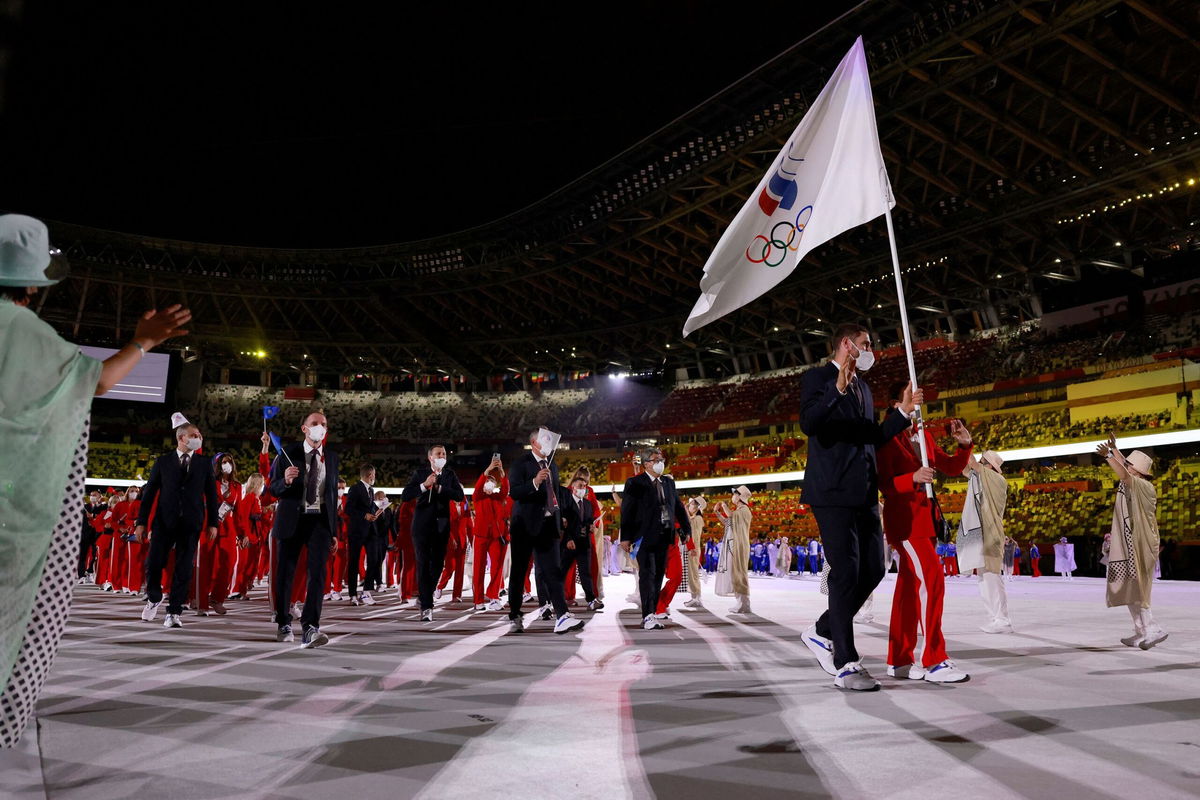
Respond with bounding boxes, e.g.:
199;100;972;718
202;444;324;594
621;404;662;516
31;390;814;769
1095;437;1168;649
620;447;691;630
400;445;464;622
505;429;584;635
1054;536;1076;580
135;419;220;629
471;459;510;612
714;486;752;613
876;388;973;684
961;450;1013;633
0;212;190;750
798;323;920;691
231;473;266;599
682;496;706;609
435;500;470;603
268;412;339;648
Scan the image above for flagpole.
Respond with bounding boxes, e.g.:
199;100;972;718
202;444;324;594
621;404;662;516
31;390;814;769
883;206;933;499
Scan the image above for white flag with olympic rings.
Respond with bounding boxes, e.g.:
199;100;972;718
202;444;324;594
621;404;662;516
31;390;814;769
683;36;895;336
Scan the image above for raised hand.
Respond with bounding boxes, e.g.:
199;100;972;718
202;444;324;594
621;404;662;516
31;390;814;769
133;304;192;348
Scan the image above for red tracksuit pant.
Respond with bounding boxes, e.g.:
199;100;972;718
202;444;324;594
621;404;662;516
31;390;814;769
889;536;949;669
95;533;114;586
196;533;238;609
472;537;506;602
437;539;466;599
655;544;683;615
110;537;130;592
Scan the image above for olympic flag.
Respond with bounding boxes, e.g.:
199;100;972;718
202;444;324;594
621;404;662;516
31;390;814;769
682;37;894;336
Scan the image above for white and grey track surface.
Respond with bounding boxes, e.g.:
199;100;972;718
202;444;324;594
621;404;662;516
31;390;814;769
9;572;1200;799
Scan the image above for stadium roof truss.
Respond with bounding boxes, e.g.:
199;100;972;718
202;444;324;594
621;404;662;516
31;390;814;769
36;0;1200;380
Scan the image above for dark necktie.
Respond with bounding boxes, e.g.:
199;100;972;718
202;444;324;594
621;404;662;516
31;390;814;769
850;378;864;415
306;449;319;505
180;453;190;475
539;460;558;513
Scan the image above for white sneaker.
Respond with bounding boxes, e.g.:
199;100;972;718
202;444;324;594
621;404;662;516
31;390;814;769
291;602;303;620
140;600;161;622
1139;630;1169;650
834;661;880;691
887;663;927;680
802;624;836;676
522;592;535;603
682;597;703;610
1120;633;1144;647
330;591;342;602
554;613;585;635
434;588;443;600
654;612;671;624
421;609;433;622
625;592;641;605
101;582;113;592
473;603;486;611
538;604;554;621
163;614;183;629
485;598;504;612
643;615;665;630
351;596;361;606
361;591;376;606
854;612;874;623
924;660;970;683
323;593;332;601
980;620;1014;634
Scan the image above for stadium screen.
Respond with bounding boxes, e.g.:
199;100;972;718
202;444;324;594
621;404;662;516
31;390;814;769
79;346;171;403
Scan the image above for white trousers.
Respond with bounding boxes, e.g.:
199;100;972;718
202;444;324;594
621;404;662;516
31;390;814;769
979;571;1010;625
1128;604;1164;636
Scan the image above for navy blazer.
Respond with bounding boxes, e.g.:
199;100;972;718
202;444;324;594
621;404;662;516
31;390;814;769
268;442;340;540
561;489;596;546
345;480;376;539
799;361;911;507
508;452;560;540
135;450;220;534
400;466;464;539
619;472;691;547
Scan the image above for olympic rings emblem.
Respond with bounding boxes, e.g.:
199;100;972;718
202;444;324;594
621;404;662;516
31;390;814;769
745;205;813;267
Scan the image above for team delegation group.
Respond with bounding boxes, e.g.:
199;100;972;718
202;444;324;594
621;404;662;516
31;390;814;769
80;328;1167;693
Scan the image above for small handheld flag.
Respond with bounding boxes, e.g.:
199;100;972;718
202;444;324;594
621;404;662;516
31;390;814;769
268;431;295;467
262;405;280;432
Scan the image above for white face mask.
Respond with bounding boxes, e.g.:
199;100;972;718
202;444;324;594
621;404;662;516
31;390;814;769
484;480;497;493
90;496;100;504
375;499;388;509
186;436;203;451
306;424;326;443
337;488;345;497
849;341;875;372
648;460;665;476
432;456;447;471
128;491;137;500
221;462;233;475
574;487;588;499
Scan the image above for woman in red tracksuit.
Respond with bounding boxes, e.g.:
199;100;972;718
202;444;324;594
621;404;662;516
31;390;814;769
471;465;511;610
95;494;119;590
197;453;242;615
120;487;145;593
110;490;138;593
232;472;266;599
877;390;974;685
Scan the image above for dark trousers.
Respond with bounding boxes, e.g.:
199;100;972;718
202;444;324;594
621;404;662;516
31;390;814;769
559;537;597;603
636;536;670;618
78;521;98;578
366;535;385;590
812;505;886;669
413;523;450;611
274;514;331;630
345;533;373;596
144;520;200;615
509;516;567;620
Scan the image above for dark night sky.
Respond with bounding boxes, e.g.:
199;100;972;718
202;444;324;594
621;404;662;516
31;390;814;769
1;2;862;248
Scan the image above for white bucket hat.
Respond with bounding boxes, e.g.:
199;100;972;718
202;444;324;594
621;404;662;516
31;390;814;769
1125;450;1153;477
0;214;68;287
981;450;1004;471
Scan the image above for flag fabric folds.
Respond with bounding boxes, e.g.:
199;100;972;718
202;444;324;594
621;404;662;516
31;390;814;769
262;405;280;420
683;36;894;336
